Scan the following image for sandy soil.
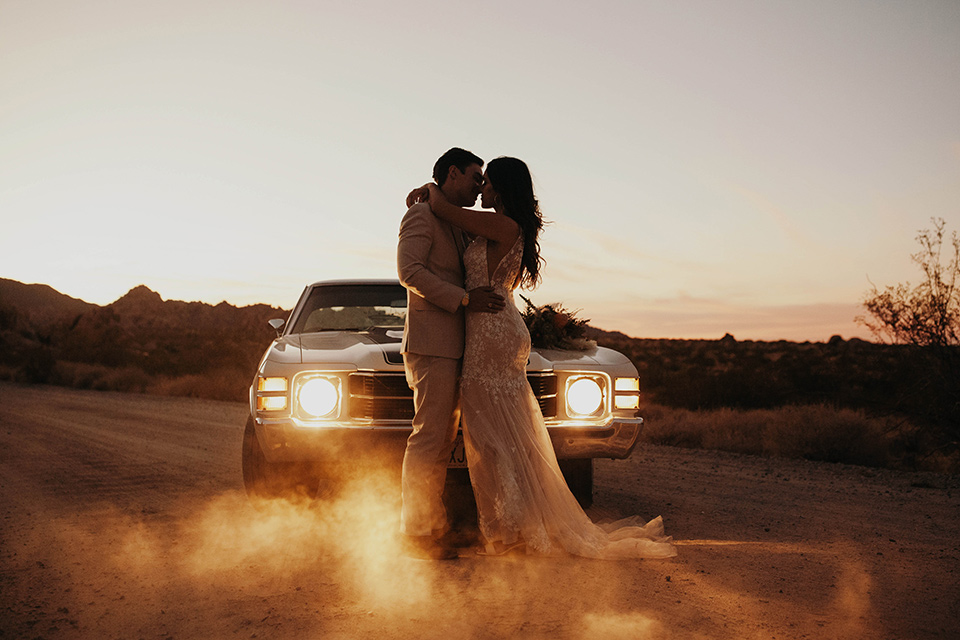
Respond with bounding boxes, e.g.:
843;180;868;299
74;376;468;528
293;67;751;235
0;382;957;640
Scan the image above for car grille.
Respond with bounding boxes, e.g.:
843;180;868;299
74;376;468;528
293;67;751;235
348;372;558;420
348;374;414;420
526;372;558;417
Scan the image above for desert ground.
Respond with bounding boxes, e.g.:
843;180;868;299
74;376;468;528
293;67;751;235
0;382;957;640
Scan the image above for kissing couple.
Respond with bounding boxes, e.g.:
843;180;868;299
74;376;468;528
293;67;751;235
397;147;676;560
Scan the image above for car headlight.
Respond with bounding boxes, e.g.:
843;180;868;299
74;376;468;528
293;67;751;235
297;375;341;419
565;375;605;417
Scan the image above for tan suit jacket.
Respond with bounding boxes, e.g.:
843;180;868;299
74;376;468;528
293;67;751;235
397;203;467;359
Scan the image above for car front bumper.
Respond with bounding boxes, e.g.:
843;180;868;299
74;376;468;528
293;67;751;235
548;417;643;459
253;415;643;464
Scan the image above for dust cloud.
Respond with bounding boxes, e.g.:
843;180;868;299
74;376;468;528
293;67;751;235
4;468;890;640
7;467;686;639
3;476;934;639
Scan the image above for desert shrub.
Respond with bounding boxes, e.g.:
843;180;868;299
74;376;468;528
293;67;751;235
96;366;152;393
52;361;151;393
638;403;935;471
52;361;111;389
759;404;894;467
44;359;250;402
149;367;250;402
20;346;56;383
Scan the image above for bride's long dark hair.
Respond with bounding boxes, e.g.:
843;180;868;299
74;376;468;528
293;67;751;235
486;157;545;289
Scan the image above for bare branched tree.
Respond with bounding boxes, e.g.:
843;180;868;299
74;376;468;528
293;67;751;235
858;217;959;444
859;218;959;349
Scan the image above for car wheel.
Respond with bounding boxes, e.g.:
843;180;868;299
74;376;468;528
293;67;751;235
559;458;593;508
242;416;332;501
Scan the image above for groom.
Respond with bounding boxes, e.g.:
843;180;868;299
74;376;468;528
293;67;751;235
397;147;505;559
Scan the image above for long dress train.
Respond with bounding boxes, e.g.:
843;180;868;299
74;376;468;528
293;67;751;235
460;234;676;559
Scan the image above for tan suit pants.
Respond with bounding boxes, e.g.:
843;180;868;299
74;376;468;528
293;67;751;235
400;352;461;536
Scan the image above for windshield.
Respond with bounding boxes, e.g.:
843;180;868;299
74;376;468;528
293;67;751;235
290;284;407;333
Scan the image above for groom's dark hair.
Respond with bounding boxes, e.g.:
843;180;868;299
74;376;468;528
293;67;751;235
433;147;483;187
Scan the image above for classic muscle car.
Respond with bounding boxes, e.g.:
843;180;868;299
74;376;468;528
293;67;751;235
242;279;644;507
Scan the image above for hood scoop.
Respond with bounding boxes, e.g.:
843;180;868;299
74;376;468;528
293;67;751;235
363;327;404;365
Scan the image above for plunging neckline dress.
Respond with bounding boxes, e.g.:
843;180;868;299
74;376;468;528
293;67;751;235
460;234;676;558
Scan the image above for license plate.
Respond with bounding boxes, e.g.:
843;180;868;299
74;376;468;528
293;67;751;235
448;432;468;468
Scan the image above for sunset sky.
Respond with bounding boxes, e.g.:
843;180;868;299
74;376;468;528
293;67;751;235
2;0;958;341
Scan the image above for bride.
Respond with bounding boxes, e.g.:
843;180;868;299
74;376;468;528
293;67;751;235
410;157;675;559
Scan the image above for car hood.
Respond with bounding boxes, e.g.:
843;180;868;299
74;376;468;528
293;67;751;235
266;329;404;368
528;345;631;369
264;330;629;371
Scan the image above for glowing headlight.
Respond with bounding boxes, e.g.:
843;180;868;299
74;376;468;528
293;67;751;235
297;376;340;418
566;376;604;417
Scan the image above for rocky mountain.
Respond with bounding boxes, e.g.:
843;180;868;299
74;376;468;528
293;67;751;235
0;278;95;326
0;279;288;400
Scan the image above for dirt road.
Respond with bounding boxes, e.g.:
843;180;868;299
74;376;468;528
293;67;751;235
1;382;957;639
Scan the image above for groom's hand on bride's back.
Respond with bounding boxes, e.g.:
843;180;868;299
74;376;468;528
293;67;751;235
468;287;506;313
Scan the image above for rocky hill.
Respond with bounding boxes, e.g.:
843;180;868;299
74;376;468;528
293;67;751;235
0;278;95;325
0;280;287;400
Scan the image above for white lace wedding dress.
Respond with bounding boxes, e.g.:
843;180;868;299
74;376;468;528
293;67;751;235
460;234;676;559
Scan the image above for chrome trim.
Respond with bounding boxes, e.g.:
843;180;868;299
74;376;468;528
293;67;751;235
255;416;644;459
256;416;413;430
549;417;643;459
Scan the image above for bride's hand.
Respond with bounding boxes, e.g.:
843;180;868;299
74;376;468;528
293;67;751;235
405;183;451;211
405;184;432;208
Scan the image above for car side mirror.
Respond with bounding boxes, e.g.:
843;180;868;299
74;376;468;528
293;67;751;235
268;318;285;337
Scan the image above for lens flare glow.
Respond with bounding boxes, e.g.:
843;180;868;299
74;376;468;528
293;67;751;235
566;377;604;417
298;377;339;418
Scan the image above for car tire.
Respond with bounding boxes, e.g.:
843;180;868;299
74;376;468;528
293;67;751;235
559;458;593;508
242;416;329;501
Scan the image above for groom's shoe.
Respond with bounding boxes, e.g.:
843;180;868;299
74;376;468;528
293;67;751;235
436;528;481;549
402;535;458;560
